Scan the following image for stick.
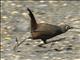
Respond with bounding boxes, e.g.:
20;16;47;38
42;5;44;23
13;37;27;50
15;37;19;45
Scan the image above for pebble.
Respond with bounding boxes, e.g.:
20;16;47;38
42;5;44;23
57;57;62;60
39;4;48;7
11;3;16;6
1;1;4;3
1;58;5;60
73;21;80;24
52;57;57;59
78;34;80;36
2;16;8;19
40;21;45;23
33;45;37;47
43;56;49;59
22;13;28;16
4;36;11;40
26;59;32;60
64;15;72;19
30;54;36;57
49;1;54;3
7;26;11;29
3;31;8;34
7;1;12;3
16;5;22;7
14;55;20;60
74;59;80;60
39;41;44;44
1;10;3;12
62;3;67;6
70;17;79;21
63;41;70;43
11;11;19;14
34;41;39;44
1;48;4;52
40;1;45;3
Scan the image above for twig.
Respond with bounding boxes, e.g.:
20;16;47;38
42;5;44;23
13;37;27;50
15;37;19;45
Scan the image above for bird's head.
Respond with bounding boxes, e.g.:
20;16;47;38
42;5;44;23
59;23;73;32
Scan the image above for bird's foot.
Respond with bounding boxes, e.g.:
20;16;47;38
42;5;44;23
38;44;46;48
54;48;63;51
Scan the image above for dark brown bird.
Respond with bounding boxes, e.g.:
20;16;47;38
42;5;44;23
27;8;73;45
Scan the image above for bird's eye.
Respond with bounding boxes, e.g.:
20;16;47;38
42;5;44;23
65;25;69;29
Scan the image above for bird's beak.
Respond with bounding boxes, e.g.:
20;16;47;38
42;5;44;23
70;26;74;29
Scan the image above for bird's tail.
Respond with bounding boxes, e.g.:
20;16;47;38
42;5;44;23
27;8;37;32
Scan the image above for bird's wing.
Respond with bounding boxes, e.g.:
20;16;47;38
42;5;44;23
35;27;59;36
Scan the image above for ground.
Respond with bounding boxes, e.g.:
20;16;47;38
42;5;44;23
1;1;80;60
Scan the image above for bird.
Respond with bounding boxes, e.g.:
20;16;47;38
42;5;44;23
27;8;73;46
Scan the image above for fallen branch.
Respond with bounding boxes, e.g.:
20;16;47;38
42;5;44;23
13;37;27;50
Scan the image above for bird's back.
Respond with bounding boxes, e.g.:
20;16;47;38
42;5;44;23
32;23;62;39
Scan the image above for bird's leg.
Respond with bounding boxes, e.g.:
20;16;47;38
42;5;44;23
42;39;47;44
38;39;47;48
15;37;19;45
